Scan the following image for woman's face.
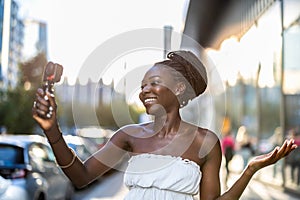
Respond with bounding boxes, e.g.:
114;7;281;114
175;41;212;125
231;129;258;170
139;65;180;115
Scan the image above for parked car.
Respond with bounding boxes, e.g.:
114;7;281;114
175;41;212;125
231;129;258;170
0;134;74;200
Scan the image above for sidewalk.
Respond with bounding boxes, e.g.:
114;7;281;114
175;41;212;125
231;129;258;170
225;173;300;200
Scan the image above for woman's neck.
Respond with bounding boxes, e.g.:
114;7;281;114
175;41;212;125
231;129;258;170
152;111;182;137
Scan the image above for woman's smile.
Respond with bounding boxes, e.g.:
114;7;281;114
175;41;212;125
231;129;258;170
144;97;158;105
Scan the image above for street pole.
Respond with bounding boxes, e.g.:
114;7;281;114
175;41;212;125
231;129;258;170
279;0;287;187
163;25;173;59
256;63;262;147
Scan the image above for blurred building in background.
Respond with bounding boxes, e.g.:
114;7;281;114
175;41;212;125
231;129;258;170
55;77;124;106
0;0;24;89
0;0;47;90
182;0;300;195
22;19;48;60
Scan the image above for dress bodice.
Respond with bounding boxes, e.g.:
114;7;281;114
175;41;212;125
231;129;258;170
124;153;201;200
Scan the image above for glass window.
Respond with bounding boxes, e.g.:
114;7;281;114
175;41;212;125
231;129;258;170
283;25;300;94
0;144;24;166
283;0;300;191
283;0;300;29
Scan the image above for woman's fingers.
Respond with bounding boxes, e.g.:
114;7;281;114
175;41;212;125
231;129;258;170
273;139;297;161
249;139;298;172
276;140;288;158
46;91;56;110
32;88;56;120
285;139;297;156
269;147;279;160
34;96;50;118
45;91;56;119
261;141;292;165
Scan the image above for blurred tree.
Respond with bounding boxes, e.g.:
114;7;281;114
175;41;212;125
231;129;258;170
0;87;36;133
0;53;47;134
96;103;115;128
59;99;142;130
20;53;47;88
96;100;142;129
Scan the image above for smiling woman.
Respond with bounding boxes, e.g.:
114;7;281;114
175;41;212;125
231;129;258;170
139;66;179;115
139;51;207;116
32;50;297;200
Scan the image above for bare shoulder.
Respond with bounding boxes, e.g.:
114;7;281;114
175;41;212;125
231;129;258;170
194;127;221;158
116;122;152;137
196;127;220;143
109;122;152;149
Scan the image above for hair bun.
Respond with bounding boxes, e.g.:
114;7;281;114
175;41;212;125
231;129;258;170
167;50;207;96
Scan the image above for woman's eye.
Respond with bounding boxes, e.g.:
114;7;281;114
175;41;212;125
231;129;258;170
140;81;161;90
151;81;160;86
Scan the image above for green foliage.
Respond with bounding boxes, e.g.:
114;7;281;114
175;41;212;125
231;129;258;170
96;103;115;128
0;53;47;134
58;99;142;130
0;86;36;133
96;100;142;129
19;53;47;88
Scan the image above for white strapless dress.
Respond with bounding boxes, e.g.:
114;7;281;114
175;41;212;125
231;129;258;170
124;153;201;200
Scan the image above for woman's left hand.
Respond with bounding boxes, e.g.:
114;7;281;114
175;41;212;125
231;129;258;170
248;139;297;173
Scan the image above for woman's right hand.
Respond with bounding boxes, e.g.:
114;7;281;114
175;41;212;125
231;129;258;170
32;88;58;132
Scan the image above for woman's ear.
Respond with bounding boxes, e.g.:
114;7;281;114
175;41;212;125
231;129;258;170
175;82;186;95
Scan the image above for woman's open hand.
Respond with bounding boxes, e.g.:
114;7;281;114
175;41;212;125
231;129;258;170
247;139;297;173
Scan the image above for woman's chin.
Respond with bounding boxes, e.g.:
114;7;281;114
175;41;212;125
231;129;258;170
147;104;166;116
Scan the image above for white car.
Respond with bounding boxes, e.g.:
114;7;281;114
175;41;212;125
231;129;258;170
0;134;74;200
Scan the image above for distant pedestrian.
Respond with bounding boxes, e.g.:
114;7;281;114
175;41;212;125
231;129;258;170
286;128;300;185
269;127;283;178
221;130;235;185
236;126;255;169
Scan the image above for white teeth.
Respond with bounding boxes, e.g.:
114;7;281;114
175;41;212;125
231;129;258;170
144;98;156;103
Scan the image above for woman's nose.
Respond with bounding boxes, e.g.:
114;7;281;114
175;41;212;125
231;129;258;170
141;84;151;93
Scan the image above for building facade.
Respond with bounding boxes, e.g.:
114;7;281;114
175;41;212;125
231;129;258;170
0;0;24;89
22;19;48;61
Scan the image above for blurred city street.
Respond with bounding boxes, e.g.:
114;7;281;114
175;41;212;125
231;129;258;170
73;155;300;200
0;1;300;200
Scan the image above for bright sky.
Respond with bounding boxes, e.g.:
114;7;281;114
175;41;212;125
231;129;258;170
18;0;189;85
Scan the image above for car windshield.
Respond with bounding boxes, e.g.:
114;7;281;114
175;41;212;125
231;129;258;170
0;145;24;166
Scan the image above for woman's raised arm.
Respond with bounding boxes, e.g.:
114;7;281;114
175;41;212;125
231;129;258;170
32;88;129;189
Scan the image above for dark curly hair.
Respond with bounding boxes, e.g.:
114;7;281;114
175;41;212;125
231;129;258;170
154;50;207;107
